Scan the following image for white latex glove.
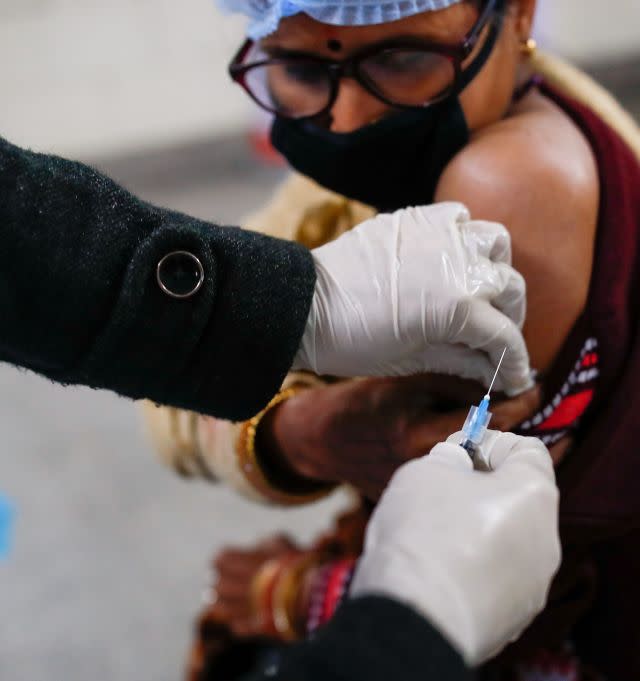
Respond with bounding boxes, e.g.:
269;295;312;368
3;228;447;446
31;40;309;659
350;430;561;667
293;202;533;395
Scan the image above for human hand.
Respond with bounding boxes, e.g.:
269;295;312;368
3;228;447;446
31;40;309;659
351;429;561;666
295;203;533;395
207;535;306;639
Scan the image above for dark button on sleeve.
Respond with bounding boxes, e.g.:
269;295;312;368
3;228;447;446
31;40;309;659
156;250;204;299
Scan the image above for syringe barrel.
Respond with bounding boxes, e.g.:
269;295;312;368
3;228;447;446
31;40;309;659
462;404;492;447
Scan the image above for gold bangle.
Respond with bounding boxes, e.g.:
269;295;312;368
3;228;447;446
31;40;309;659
237;388;334;505
169;409;216;481
250;558;283;635
271;554;319;641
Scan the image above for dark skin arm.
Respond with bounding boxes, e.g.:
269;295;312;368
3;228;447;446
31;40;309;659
259;374;541;501
436;89;599;373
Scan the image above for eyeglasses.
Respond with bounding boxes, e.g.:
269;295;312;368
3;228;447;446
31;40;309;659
228;0;501;120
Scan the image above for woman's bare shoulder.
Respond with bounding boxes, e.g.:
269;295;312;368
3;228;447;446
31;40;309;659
435;92;600;372
436;92;599;232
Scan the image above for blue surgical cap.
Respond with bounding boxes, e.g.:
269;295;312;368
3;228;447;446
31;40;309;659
218;0;466;40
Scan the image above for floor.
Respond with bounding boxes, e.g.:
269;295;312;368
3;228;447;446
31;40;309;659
2;93;639;681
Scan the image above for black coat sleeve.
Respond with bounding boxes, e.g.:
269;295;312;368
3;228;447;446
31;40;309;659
0;137;316;420
246;597;473;681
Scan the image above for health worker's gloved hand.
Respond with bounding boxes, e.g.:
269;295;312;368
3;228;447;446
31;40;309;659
293;202;533;395
350;429;561;667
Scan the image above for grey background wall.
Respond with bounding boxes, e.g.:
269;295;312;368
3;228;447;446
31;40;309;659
0;0;247;156
1;0;638;158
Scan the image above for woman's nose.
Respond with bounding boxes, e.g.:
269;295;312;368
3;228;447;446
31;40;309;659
328;79;391;133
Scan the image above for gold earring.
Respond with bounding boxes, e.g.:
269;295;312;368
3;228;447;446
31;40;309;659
520;37;537;58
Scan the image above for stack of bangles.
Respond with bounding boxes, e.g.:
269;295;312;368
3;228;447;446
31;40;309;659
250;552;318;640
249;554;358;641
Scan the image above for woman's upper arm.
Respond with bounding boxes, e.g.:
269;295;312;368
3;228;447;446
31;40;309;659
435;119;599;372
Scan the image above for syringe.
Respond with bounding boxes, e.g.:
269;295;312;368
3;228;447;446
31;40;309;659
460;347;507;459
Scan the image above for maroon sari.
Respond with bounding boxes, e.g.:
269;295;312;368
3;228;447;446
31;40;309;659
492;83;640;681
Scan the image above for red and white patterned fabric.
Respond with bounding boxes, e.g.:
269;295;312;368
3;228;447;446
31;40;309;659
517;338;599;447
306;558;357;635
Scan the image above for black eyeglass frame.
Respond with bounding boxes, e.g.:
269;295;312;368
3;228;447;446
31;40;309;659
228;0;502;119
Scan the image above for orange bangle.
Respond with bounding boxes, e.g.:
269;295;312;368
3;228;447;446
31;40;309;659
271;553;319;641
250;553;319;641
236;388;334;505
250;558;283;637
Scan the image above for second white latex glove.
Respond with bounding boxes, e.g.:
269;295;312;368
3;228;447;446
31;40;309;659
350;430;561;667
293;202;533;395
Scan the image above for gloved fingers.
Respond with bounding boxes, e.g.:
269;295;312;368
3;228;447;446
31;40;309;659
445;429;493;471
486;262;527;330
494;446;562;587
452;299;534;396
386;443;473;494
412;202;471;236
460;219;512;264
417;344;504;388
446;430;466;445
481;430;555;481
419;344;535;399
446;428;555;479
427;442;474;472
384;448;472;502
465;260;526;329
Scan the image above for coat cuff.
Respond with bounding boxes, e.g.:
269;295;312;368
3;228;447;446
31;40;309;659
247;596;472;681
79;215;316;420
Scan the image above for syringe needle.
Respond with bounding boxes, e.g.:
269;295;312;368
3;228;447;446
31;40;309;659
486;347;508;398
461;347;509;459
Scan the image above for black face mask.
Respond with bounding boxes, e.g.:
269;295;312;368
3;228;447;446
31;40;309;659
270;10;502;212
